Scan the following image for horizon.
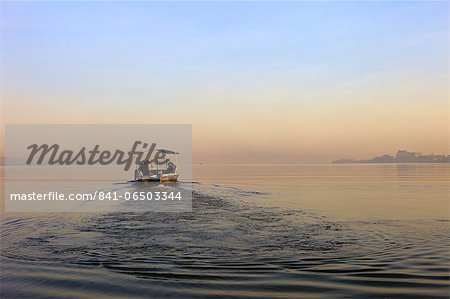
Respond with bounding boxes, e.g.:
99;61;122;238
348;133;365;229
1;148;449;166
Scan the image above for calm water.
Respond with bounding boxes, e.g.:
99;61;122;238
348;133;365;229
1;164;449;298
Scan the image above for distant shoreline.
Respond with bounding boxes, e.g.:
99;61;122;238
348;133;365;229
333;150;450;164
332;160;450;164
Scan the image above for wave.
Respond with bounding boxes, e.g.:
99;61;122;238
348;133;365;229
1;183;449;298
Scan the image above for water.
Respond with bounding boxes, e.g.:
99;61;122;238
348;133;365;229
1;164;449;298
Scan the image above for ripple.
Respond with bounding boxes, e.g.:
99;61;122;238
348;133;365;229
1;184;449;298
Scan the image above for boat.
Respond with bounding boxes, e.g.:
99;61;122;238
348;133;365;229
133;149;179;182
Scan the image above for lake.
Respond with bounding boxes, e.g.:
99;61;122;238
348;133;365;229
1;164;449;298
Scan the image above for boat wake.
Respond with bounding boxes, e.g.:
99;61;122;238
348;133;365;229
1;183;449;298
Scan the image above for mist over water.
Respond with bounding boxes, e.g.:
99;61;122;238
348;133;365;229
1;164;449;298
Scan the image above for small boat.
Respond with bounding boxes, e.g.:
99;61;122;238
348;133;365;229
133;149;179;182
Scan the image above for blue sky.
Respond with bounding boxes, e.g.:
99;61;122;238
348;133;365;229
2;2;447;96
1;1;448;162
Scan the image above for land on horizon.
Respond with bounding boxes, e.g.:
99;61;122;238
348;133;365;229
333;150;450;164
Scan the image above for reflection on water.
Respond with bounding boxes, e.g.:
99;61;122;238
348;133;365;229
1;164;449;298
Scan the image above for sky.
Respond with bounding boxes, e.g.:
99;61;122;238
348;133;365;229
0;1;448;163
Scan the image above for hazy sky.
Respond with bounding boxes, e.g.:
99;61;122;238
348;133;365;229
1;2;448;163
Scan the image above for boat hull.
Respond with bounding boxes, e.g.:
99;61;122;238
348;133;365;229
132;173;179;182
160;174;179;182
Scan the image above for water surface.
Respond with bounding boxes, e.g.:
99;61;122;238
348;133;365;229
1;164;449;298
